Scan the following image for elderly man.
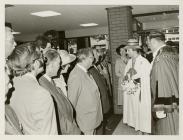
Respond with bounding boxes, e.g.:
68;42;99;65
4;24;23;135
68;48;103;135
147;31;179;135
38;49;80;135
5;25;16;58
88;47;110;134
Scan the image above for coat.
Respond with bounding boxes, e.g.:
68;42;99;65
150;45;179;135
88;65;110;114
10;73;57;134
115;57;127;105
39;75;81;135
68;65;103;132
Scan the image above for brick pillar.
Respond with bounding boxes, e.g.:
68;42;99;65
106;6;133;114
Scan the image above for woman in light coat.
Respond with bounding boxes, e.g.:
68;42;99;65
115;44;128;106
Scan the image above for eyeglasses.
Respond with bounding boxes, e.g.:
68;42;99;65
32;57;44;63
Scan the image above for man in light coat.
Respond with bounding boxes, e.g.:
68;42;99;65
68;48;103;135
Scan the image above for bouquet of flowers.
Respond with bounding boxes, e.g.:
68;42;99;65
121;68;141;94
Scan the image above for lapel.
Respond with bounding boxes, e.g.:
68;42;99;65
39;76;73;121
77;65;100;99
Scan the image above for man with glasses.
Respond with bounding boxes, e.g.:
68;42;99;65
8;43;57;134
39;49;80;135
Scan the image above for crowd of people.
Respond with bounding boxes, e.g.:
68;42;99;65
5;23;179;135
4;25;112;135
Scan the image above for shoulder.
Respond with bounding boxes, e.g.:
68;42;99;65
32;83;52;100
155;46;178;63
68;66;82;81
139;55;150;64
159;46;178;57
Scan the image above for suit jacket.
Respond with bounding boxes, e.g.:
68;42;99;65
68;65;103;132
39;75;81;135
10;73;57;134
88;65;110;114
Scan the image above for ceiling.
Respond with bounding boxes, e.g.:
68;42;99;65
5;5;179;35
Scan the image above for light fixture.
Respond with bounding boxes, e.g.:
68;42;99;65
80;23;98;27
12;31;21;35
31;11;61;17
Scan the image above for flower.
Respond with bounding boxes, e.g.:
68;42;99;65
121;77;140;95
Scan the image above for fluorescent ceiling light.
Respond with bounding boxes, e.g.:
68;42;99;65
80;23;98;27
12;31;21;35
31;11;61;17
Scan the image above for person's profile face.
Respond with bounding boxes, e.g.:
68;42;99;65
143;46;148;52
52;57;61;76
120;48;125;56
146;37;153;50
126;48;133;58
93;49;99;63
5;27;16;57
34;57;44;75
5;71;12;101
87;52;94;68
61;64;70;74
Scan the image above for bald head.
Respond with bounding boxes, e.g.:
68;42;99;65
5;26;16;58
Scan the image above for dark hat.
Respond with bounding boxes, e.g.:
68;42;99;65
125;39;141;49
148;31;165;41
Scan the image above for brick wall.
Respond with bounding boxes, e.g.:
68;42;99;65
106;6;133;114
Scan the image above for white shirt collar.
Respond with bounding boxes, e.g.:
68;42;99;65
153;44;166;60
43;74;52;82
77;63;87;73
93;65;98;70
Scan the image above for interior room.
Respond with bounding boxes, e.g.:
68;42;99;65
5;4;179;135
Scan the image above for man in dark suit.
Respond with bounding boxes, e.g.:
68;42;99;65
38;49;80;135
68;48;103;135
88;48;111;134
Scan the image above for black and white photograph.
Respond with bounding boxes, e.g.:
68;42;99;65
1;0;181;137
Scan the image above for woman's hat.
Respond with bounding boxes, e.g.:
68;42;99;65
58;50;76;66
125;39;141;49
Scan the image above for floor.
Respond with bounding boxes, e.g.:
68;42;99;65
104;114;139;135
